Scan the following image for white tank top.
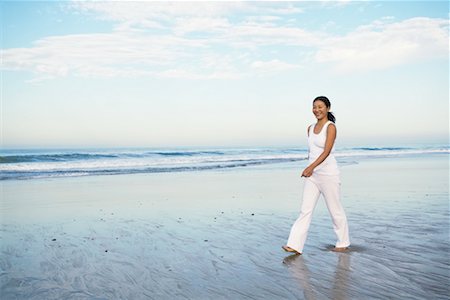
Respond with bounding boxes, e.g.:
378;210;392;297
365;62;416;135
307;120;340;176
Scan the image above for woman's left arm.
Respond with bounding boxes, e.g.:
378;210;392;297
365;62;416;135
302;124;336;177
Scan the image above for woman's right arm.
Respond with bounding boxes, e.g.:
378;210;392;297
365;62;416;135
306;125;311;162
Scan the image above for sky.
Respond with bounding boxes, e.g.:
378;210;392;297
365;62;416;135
1;1;448;149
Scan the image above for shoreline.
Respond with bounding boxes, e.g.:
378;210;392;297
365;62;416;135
1;148;447;181
1;154;449;299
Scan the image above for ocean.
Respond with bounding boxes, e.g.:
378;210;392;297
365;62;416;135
0;144;448;180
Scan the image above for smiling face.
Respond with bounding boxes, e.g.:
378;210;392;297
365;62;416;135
312;100;330;121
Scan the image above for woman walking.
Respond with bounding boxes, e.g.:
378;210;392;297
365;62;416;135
282;96;350;255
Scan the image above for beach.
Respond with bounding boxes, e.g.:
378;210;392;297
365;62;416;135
1;153;449;299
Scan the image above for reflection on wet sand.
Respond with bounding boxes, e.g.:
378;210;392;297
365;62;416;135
283;252;351;300
332;253;351;300
283;254;316;300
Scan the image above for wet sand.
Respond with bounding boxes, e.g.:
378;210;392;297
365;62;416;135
1;154;449;299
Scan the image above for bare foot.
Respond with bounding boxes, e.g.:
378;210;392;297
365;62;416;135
332;246;349;252
282;245;302;255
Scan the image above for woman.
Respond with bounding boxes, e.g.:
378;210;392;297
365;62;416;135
282;96;350;255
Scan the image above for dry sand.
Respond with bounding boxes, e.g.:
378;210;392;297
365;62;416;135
1;154;448;299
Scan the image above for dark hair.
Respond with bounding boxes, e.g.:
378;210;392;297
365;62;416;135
313;96;335;123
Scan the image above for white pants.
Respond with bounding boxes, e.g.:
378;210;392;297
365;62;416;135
286;174;350;253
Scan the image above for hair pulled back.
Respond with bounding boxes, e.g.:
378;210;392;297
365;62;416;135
313;96;335;123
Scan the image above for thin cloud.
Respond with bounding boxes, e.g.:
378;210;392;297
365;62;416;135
1;2;448;81
2;32;208;79
69;1;248;23
70;1;303;22
251;59;299;73
173;17;231;35
316;17;449;73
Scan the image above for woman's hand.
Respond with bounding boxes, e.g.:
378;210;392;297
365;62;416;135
301;165;314;177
